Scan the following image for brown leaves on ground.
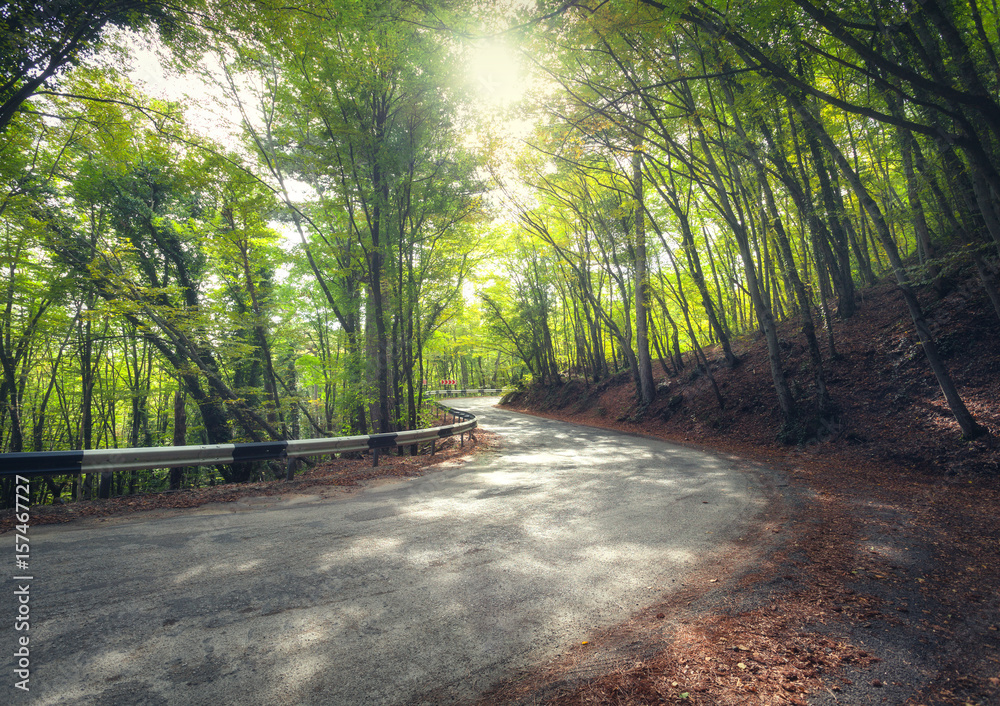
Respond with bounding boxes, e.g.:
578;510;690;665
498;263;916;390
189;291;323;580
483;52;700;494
550;625;877;706
505;281;999;478
498;279;1000;705
0;429;501;534
520;453;1000;705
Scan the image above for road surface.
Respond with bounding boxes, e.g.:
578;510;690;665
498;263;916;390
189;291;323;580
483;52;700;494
3;398;772;705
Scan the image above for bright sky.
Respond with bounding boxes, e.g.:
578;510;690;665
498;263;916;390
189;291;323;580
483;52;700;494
118;33;239;145
468;39;525;107
122;28;534;185
116;23;539;289
122;29;532;135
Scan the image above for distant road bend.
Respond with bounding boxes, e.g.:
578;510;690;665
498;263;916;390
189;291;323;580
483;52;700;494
5;397;771;706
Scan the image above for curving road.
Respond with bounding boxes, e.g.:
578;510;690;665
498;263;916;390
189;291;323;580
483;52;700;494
3;399;770;705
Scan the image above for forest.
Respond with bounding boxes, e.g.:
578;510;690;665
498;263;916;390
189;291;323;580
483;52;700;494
2;0;998;505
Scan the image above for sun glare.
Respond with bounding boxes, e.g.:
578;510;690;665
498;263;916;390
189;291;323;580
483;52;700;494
469;41;525;107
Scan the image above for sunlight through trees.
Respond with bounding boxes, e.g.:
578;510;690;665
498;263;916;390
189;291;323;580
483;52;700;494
2;0;998;504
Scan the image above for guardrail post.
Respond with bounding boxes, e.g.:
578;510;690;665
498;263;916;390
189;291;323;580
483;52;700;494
2;401;477;482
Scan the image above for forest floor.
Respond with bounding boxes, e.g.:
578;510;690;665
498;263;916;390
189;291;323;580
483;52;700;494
0;430;501;534
493;277;1000;705
4;279;998;705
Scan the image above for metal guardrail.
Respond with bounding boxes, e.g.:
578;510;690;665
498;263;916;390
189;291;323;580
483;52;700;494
0;403;477;477
425;388;504;397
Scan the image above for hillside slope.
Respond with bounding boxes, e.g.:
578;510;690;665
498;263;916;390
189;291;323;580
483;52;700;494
497;278;1000;705
503;278;998;476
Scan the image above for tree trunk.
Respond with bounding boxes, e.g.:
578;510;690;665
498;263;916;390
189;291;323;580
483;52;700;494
170;390;187;491
692;119;797;422
632;131;656;405
787;95;985;438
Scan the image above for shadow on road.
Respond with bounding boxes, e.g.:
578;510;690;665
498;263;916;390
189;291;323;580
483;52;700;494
8;399;771;706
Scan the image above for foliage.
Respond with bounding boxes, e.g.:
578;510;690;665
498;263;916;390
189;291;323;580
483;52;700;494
4;0;1000;506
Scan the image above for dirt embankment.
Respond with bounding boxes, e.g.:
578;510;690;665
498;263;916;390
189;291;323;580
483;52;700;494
495;279;1000;705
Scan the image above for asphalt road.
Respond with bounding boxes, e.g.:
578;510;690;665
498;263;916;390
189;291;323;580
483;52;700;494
3;399;770;705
